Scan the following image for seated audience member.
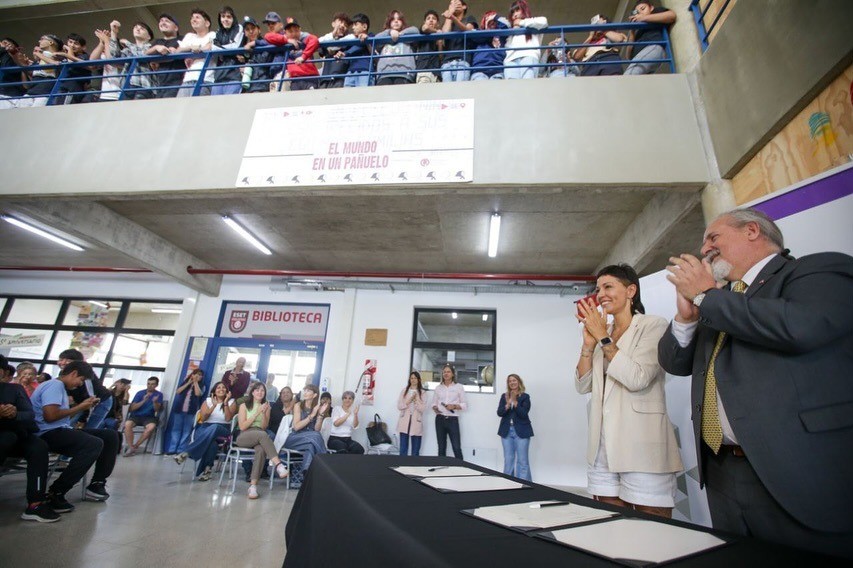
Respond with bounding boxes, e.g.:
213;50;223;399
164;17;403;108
264;16;320;91
123;376;163;456
319;391;333;419
14;362;38;397
624;0;675;75
236;382;288;499
57;348;111;429
166;368;204;455
36;372;52;384
175;380;233;481
414;10;442;83
269;385;295;433
109;20;155;99
239;16;274;93
340;13;373;88
283;384;328;470
0;363;12;382
546;37;579;78
265;373;279;403
328;391;364;454
1;38;31;110
470;11;508;81
103;378;130;431
221;356;251;399
31;361;119;510
440;0;478;82
374;10;420;86
228;380;268;481
175;9;216;96
212;6;245;95
573;15;627;76
24;34;63;106
0;355;59;522
318;12;354;88
147;13;184;98
504;0;548;79
53;33;91;104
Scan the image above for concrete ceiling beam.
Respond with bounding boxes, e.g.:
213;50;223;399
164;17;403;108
595;190;702;275
6;200;222;296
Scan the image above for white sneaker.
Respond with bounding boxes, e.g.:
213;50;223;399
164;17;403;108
247;485;259;499
275;463;288;479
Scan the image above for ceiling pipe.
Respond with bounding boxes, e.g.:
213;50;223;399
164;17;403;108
0;266;151;273
185;267;596;282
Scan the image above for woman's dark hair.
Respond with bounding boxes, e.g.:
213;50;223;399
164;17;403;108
442;363;456;383
185;368;204;382
244;381;266;410
383;10;407;30
595;263;645;315
209;381;228;402
301;384;319;410
404;371;424;395
319;391;332;417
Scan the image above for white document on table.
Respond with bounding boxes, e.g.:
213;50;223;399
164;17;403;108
542;517;727;564
470;501;617;531
420;475;528;492
392;466;485;478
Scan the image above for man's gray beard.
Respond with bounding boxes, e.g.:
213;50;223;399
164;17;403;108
711;258;734;281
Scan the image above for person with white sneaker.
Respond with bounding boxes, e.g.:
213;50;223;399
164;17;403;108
31;361;119;511
235;382;287;499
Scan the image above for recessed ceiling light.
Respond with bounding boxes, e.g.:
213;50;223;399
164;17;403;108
482;314;488;321
222;215;272;255
451;312;458;319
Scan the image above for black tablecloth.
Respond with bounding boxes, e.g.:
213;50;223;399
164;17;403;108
283;455;838;567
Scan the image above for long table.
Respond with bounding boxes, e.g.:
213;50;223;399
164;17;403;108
283;455;840;567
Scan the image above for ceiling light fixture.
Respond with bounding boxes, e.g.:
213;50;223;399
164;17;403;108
451;312;458;319
151;308;182;314
482;314;488;321
487;213;501;258
89;300;109;308
2;215;84;252
222;215;272;255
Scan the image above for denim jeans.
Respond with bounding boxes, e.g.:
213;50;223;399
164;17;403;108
501;426;531;481
344;71;372;88
435;416;462;459
165;412;196;454
504;56;539;80
85;398;111;430
441;60;471;82
470;72;504;81
398;433;422;456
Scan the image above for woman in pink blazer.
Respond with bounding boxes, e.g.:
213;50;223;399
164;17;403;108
397;371;427;456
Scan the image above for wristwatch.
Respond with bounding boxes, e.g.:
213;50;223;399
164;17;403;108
599;337;613;347
692;293;706;307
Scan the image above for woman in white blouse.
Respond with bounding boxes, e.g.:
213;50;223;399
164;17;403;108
327;391;364;454
432;364;467;459
174;381;234;481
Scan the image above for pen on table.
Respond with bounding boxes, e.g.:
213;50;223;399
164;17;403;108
427;466;449;472
529;502;571;509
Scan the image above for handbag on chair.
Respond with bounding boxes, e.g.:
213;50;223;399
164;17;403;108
366;414;393;446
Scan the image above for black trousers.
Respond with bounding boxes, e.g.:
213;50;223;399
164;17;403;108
0;430;50;504
40;428;119;495
435;416;462;459
705;445;853;559
327;435;364;454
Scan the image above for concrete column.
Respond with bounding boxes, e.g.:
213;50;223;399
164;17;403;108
700;180;737;225
662;0;704;74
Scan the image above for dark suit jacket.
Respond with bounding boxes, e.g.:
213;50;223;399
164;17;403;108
496;393;533;438
658;252;853;532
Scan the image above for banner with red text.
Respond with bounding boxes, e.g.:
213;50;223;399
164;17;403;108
217;302;330;341
236;99;474;187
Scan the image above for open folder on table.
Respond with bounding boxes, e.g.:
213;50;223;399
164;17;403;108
418;475;530;493
535;517;729;567
391;465;485;478
462;500;618;532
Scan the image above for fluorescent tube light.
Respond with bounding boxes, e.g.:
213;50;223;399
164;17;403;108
89;300;109;308
222;215;272;255
151;308;182;314
488;213;501;258
482;314;488;321
2;215;84;252
451;312;458;319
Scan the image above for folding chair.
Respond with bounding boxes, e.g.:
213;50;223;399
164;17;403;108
217;416;256;493
269;415;303;491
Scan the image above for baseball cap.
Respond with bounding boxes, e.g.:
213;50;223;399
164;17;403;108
243;16;260;28
283;17;300;29
158;13;180;27
263;11;282;24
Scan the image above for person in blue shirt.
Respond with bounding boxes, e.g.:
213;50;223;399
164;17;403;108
123;376;163;456
31;360;119;512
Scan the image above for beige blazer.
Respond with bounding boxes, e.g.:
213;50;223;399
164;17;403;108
576;313;683;473
396;389;427;437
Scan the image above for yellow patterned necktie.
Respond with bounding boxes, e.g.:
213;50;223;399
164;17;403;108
702;280;747;453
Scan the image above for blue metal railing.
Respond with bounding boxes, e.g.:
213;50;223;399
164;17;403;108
0;21;673;106
690;0;733;51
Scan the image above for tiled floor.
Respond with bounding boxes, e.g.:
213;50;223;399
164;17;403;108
0;452;294;567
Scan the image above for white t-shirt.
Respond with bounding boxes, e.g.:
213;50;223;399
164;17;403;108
330;405;356;437
178;31;216;83
204;397;231;424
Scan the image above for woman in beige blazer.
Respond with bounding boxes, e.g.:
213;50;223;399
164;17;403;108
575;264;682;518
397;371;427;456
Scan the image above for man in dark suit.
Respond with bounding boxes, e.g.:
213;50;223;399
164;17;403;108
659;207;853;558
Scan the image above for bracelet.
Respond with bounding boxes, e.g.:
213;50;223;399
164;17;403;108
581;349;594;355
